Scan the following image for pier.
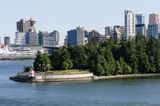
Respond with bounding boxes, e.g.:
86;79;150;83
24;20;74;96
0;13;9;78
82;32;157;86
0;54;35;60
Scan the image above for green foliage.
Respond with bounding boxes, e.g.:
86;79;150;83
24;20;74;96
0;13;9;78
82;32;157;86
34;36;160;76
119;57;132;74
126;41;137;73
104;45;116;75
115;61;121;75
68;46;88;69
61;48;73;70
51;48;62;70
51;47;73;70
146;38;160;73
95;63;105;75
62;59;73;70
24;66;33;72
62;61;69;70
34;51;51;72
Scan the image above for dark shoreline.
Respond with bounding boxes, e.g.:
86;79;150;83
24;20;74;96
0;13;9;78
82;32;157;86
10;73;160;83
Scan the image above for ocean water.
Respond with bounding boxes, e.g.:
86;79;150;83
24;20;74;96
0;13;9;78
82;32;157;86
0;60;160;106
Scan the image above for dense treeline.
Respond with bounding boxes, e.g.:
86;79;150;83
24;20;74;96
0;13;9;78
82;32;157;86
34;36;160;76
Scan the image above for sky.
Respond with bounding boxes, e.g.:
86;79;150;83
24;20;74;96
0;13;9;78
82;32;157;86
0;0;160;44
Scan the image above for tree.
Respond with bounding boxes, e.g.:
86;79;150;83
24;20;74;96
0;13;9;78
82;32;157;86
94;63;105;76
135;36;150;73
97;54;110;75
24;66;33;72
155;48;160;72
33;36;160;75
51;47;73;70
119;57;132;74
69;46;88;69
148;39;160;73
104;45;115;75
115;61;122;75
62;59;73;70
51;48;62;70
123;63;132;74
61;48;73;70
119;40;138;73
88;53;109;76
34;51;51;72
62;61;69;70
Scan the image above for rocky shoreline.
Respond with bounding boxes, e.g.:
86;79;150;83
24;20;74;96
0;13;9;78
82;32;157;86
10;72;160;83
10;71;94;83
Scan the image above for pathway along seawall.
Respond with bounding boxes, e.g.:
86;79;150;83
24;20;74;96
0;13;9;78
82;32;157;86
10;72;94;83
10;72;160;83
33;73;94;82
93;73;160;80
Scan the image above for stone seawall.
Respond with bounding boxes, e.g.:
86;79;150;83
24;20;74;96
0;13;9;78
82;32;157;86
93;74;160;80
11;72;160;83
33;73;94;82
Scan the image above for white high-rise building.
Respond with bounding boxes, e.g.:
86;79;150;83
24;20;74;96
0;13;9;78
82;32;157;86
76;26;88;45
44;30;60;47
124;9;135;40
50;30;60;46
105;26;112;36
14;32;26;45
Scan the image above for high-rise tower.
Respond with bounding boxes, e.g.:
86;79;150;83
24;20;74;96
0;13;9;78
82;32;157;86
149;14;160;25
148;14;160;39
135;14;146;36
124;9;135;40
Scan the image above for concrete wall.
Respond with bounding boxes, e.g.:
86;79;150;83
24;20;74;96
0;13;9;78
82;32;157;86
34;73;93;82
44;73;93;79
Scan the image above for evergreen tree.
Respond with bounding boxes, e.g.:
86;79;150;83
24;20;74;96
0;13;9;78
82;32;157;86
119;57;132;74
115;61;122;75
33;36;160;76
135;36;150;73
34;52;51;72
146;37;158;73
61;48;73;70
119;40;138;73
155;48;160;72
104;45;115;75
69;46;88;69
95;63;105;76
51;48;62;70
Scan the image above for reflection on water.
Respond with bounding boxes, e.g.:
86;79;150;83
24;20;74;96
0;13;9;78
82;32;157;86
0;60;160;106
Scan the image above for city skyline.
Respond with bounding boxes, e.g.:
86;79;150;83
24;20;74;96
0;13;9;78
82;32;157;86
1;0;160;43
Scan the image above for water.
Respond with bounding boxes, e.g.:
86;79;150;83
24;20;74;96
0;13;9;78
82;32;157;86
0;60;160;106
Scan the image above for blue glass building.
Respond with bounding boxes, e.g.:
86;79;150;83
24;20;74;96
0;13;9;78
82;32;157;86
135;14;145;25
135;14;146;36
67;27;88;46
67;29;77;45
148;24;160;39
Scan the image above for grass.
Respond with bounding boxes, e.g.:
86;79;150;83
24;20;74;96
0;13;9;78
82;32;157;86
48;69;81;74
36;69;90;76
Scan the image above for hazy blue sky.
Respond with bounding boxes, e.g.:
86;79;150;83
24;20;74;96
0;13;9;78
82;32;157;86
0;0;160;44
